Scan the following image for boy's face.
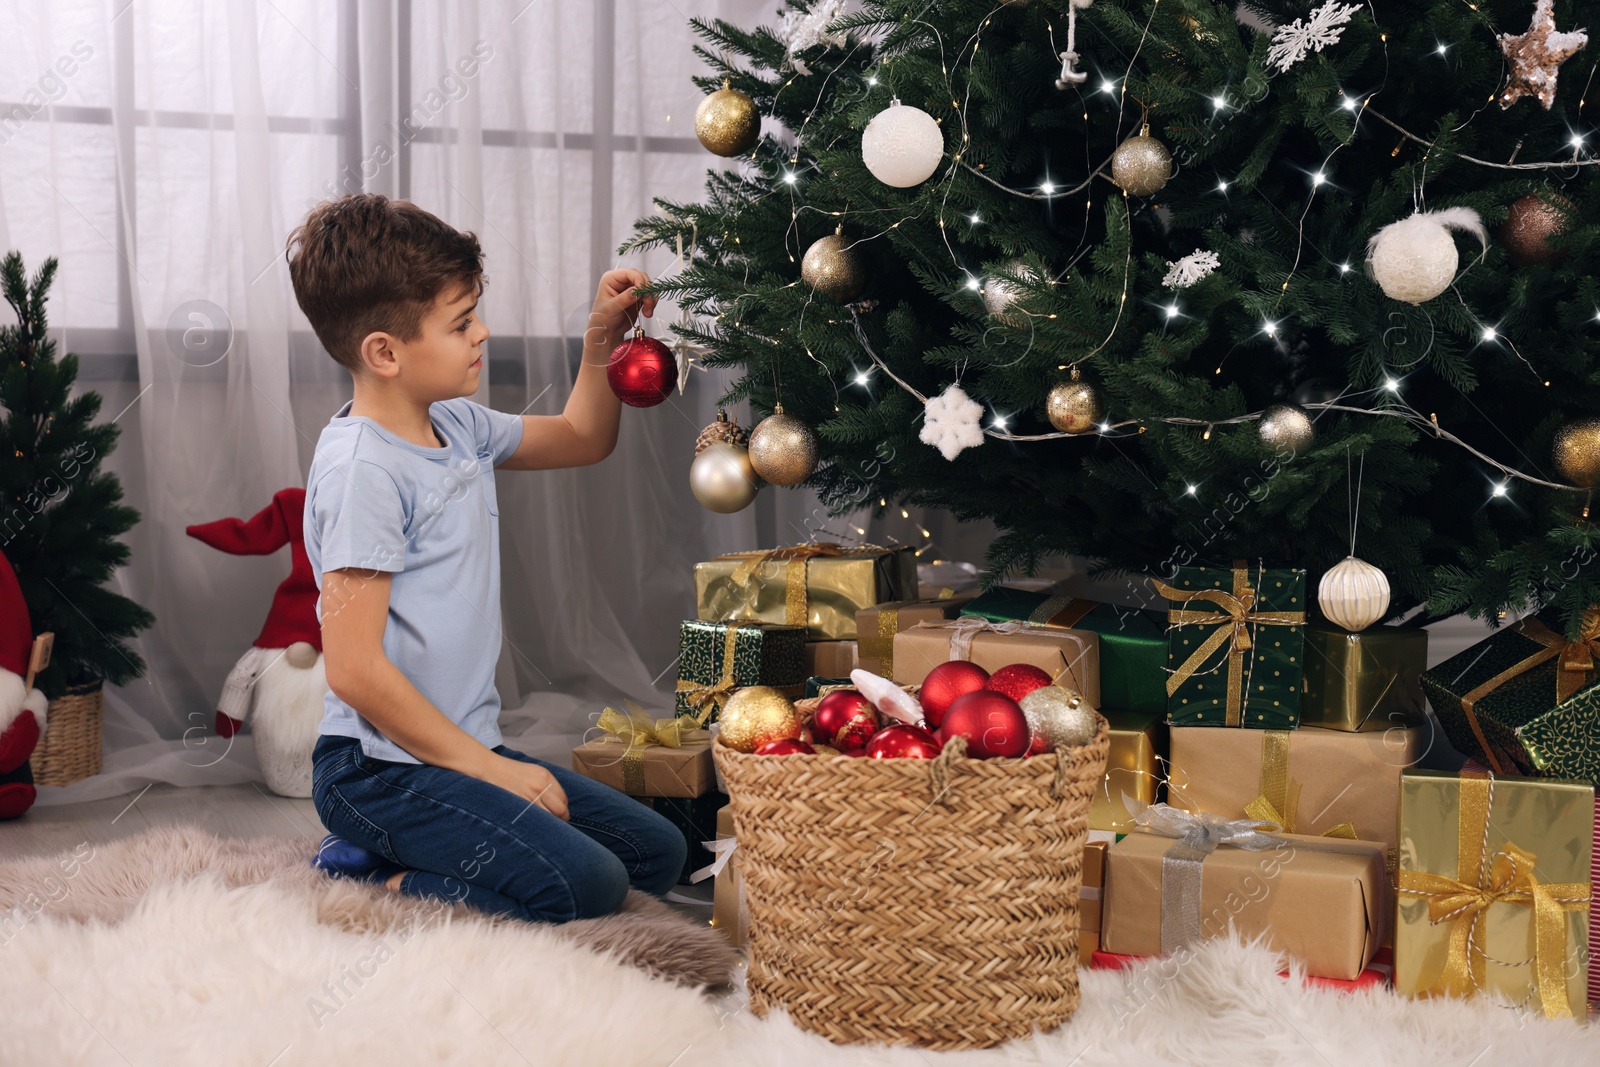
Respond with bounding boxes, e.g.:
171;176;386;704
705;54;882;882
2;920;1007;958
391;282;490;400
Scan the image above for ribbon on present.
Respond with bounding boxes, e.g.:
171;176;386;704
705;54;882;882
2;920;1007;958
1457;607;1600;774
594;699;709;796
719;541;883;627
690;835;737;883
914;616;1089;693
1027;594;1101;630
1152;560;1306;727
674;624;748;722
1396;772;1590;1019
859;606;900;678
1242;730;1358;839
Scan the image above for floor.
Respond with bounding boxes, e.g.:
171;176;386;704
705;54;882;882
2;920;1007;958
0;782;716;912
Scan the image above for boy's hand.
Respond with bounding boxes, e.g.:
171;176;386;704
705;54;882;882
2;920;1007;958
480;754;571;821
587;268;657;351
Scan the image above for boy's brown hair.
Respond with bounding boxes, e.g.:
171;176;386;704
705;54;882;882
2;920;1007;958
286;195;484;372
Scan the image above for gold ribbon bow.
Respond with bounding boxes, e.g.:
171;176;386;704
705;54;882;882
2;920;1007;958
722;542;862;627
595;699;708;795
674;624;748;722
1151;561;1306;727
1241;730;1357;838
1396;773;1590;1019
1457;607;1600;773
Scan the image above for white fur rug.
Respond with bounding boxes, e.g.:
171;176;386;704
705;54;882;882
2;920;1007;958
1;829;1593;1066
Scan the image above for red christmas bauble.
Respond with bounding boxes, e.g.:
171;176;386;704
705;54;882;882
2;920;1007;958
606;333;677;407
865;723;943;760
939;690;1030;758
985;663;1053;704
812;689;880;751
918;660;991;729
755;738;816;755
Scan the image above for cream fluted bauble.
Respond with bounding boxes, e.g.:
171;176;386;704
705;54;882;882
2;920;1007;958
861;100;944;187
1318;556;1391;632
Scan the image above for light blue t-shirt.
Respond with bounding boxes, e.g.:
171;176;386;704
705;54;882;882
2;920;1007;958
304;396;525;763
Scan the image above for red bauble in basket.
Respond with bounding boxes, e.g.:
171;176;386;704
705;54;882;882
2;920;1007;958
812;689;879;751
939;690;1030;758
985;663;1053;704
606;328;677;407
756;738;816;755
918;660;991;729
864;723;942;759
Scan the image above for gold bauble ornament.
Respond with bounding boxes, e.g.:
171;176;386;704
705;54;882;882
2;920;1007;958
748;403;819;486
1501;193;1573;268
718;686;804;752
1258;402;1315;457
1046;367;1104;435
695;79;760;157
1111;124;1172;198
1019;686;1100;752
1553;418;1600;488
801;228;867;303
1317;555;1391;632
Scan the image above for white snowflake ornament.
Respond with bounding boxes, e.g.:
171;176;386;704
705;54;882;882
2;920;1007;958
920;383;985;461
779;0;849;73
1267;2;1361;73
1163;250;1220;289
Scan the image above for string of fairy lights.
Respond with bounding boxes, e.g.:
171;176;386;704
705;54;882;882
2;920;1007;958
658;0;1599;509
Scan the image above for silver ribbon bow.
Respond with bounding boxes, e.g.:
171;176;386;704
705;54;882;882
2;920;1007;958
927;616;1026;660
690;836;737;884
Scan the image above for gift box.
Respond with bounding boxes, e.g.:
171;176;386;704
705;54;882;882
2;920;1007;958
571;707;714;799
694;542;917;640
1101;813;1385;980
1090;708;1167;834
638;791;729;885
1421;607;1600;787
804;676;853;698
856;594;975;679
890;618;1100;707
1167;720;1426;859
1156;561;1307;729
804;640;858;678
961;589;1167;716
674;620;806;722
1080;840;1106;939
1300;624;1428;732
1395;769;1592;1018
707;805;746;949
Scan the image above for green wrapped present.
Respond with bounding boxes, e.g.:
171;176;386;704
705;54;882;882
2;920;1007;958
960;588;1167;715
673;620;806;722
637;792;729;885
1421;606;1600;787
1154;560;1307;729
804;676;854;698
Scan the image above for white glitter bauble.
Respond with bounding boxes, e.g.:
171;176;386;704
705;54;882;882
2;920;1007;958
861;101;944;187
1365;208;1485;305
1318;555;1391;632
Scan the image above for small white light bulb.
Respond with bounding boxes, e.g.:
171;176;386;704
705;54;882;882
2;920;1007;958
867;75;878;86
1041;181;1056;194
782;171;797;185
965;275;981;291
1184;484;1198;496
1100;79;1116;94
1312;171;1326;186
1263;320;1277;337
1436;44;1448;55
1341;95;1357;111
969;212;981;224
1165;303;1179;319
1212;95;1226;110
1339;262;1351;274
854;370;871;386
1482;326;1497;342
1217;179;1229;192
1383;376;1400;393
1492;482;1509;498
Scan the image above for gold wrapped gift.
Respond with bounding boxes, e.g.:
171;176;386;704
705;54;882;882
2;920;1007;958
1395;770;1592;1018
890;618;1100;708
1091;709;1167;834
707;805;746;949
1300;625;1427;732
694;542;917;640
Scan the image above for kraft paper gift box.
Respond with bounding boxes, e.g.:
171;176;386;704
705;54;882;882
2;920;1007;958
1395;769;1592;1018
1101;814;1386;981
1080;840;1106;935
855;594;975;679
961;588;1167;716
1300;624;1428;732
1155;560;1307;730
1421;606;1600;787
707;805;747;949
889;618;1101;708
1090;709;1167;834
673;620;806;723
803;640;859;678
1167;720;1427;859
570;706;714;799
694;542;917;640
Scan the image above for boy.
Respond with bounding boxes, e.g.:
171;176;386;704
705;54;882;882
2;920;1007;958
288;195;686;922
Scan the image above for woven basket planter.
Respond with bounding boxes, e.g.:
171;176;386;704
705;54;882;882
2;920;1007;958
30;678;104;785
713;716;1110;1051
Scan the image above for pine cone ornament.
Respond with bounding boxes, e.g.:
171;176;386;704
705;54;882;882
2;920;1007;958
695;410;749;453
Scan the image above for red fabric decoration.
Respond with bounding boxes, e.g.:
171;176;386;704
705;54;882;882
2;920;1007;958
187;488;321;651
0;548;34;679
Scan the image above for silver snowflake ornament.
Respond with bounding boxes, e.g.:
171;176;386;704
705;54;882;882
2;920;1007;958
1267;2;1361;73
1163;250;1220;289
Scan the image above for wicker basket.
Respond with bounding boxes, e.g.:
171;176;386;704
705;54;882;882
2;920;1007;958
30;678;104;785
713;717;1110;1051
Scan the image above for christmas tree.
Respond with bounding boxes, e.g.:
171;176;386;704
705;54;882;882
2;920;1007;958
629;0;1600;630
0;253;152;695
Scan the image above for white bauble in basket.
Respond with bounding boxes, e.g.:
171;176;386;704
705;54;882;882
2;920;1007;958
861;101;944;187
1318;556;1390;632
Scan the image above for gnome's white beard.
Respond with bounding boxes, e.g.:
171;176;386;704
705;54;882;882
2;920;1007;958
0;668;48;737
247;650;326;798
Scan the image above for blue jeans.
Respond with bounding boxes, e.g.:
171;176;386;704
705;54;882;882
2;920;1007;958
310;734;688;923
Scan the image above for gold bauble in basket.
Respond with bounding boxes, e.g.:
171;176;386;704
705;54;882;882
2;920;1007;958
718;686;803;752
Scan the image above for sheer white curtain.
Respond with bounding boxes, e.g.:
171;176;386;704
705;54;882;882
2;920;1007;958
1;0;996;804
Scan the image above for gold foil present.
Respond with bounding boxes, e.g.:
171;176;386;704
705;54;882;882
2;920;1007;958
694;543;917;640
1300;625;1427;732
1395;770;1591;1018
1091;709;1167;834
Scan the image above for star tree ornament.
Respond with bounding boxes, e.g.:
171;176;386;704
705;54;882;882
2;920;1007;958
861;98;945;188
919;384;985;461
1365;207;1486;305
1498;0;1588;111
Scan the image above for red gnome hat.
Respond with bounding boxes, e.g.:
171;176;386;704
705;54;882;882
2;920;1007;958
0;548;32;681
187;488;322;651
0;547;49;814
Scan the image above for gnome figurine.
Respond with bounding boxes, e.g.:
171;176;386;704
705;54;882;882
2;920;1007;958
0;547;52;820
187;488;324;798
